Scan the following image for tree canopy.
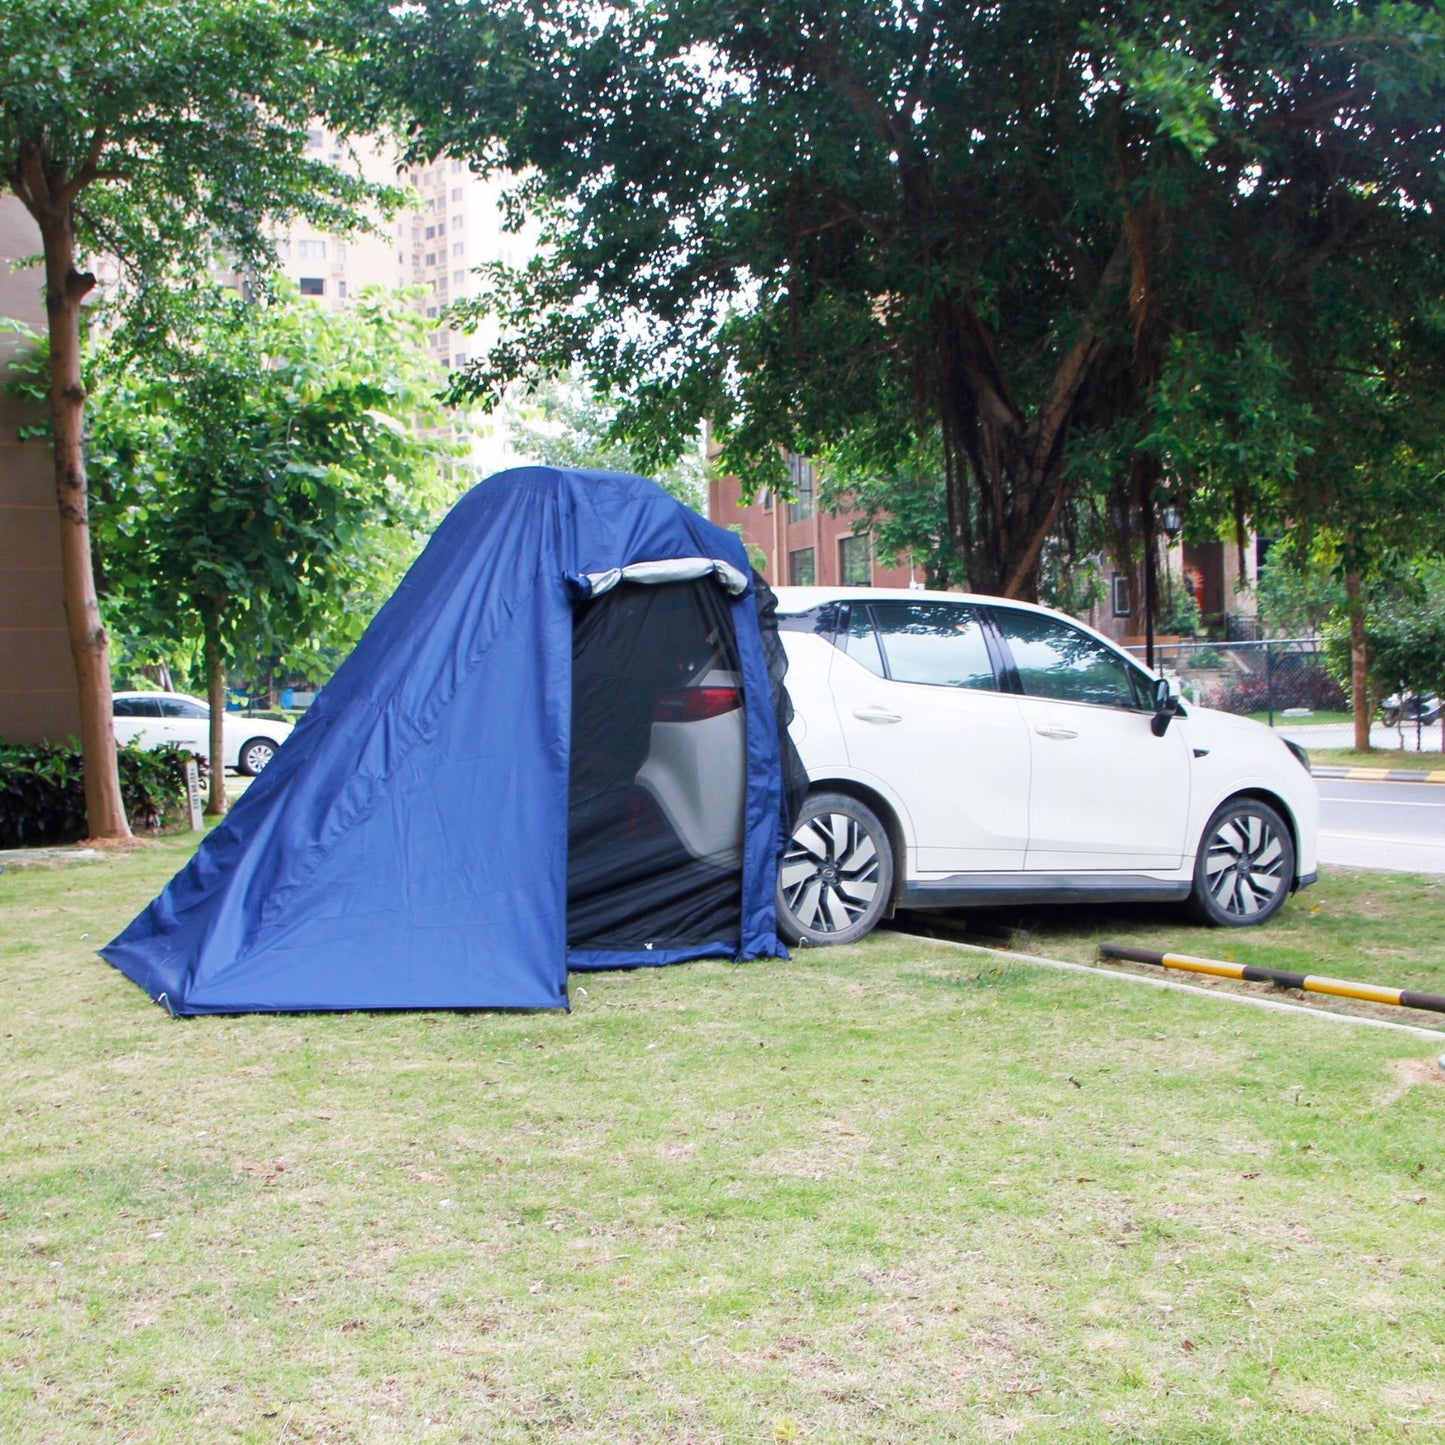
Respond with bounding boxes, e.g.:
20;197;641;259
2;0;397;834
86;283;457;813
357;0;1445;601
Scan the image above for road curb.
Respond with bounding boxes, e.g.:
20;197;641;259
1311;765;1445;785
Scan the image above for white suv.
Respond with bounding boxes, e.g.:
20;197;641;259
773;588;1319;944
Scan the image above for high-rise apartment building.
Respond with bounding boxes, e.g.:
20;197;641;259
271;137;535;477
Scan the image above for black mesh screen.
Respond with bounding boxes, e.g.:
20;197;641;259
567;579;745;950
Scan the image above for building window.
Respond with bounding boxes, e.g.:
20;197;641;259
452;214;463;230
840;534;872;586
337;280;347;300
426;305;437;317
453;269;466;284
788;547;816;586
298;239;326;260
451;187;463;201
1111;573;1132;617
299;276;325;296
452;242;465;256
425;225;435;239
760;489;773;511
786;453;815;522
425;252;436;265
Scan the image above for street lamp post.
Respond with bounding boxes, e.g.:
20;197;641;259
1144;504;1183;671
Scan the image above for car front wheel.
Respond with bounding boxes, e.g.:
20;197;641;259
237;737;279;777
776;792;894;946
1188;797;1295;927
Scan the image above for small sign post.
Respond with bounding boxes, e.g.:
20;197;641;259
184;760;204;832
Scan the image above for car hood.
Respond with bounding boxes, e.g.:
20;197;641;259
1180;703;1309;768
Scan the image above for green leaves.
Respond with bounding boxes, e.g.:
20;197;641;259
362;0;1445;597
87;280;460;687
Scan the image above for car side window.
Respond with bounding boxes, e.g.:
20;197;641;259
992;610;1146;709
837;604;887;677
115;697;162;718
868;602;998;690
160;698;209;719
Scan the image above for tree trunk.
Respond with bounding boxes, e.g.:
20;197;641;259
38;208;132;840
203;598;229;818
1346;571;1371;753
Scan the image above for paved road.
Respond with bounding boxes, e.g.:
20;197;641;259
1316;777;1445;875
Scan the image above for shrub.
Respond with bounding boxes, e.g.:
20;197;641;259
1216;660;1347;716
0;742;203;848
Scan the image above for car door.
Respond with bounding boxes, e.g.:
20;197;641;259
987;606;1191;871
112;696;163;749
829;600;1031;873
157;696;211;758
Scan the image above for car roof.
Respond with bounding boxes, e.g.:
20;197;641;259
112;691;207;705
772;585;1062;620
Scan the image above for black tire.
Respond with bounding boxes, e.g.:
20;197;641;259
1187;797;1295;927
776;792;894;946
236;737;278;777
1380;703;1401;728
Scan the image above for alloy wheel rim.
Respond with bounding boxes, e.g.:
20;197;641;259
1204;812;1285;918
780;813;880;934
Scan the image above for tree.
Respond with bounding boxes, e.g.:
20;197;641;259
1;0;393;836
1323;561;1445;749
503;370;706;510
813;431;955;589
353;0;1445;606
86;283;457;814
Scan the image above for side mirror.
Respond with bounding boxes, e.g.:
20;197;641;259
1150;675;1180;737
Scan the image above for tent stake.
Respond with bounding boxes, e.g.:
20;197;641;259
1099;944;1445;1016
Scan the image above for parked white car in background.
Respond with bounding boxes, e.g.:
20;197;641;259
112;692;294;776
773;588;1319;944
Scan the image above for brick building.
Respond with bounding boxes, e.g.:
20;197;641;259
708;455;923;590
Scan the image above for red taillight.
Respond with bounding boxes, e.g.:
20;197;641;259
653;686;742;722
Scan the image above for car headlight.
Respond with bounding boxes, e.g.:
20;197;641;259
1283;738;1311;774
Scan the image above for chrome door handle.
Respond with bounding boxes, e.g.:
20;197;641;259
1035;725;1079;740
852;706;903;724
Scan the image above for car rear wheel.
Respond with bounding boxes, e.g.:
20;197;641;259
1188;797;1294;927
237;737;278;777
776;792;893;946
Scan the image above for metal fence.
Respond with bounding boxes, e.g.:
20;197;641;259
1122;637;1444;753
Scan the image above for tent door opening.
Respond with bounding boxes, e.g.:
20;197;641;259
567;577;746;951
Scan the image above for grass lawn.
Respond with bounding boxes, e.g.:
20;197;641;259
1247;710;1357;729
1308;746;1445;770
3;836;1444;1443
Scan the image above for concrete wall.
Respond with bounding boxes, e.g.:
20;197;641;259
1;195;81;744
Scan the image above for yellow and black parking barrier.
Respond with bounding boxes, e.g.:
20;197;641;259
1099;943;1445;1017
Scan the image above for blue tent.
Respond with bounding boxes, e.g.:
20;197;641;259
102;467;796;1014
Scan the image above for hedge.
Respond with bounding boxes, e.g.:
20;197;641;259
0;742;204;849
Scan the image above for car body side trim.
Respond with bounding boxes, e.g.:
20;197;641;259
899;874;1194;909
